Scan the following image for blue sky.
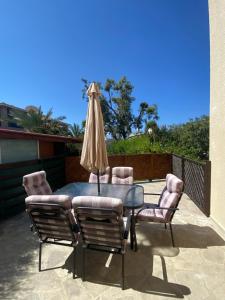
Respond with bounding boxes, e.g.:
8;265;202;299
0;0;209;127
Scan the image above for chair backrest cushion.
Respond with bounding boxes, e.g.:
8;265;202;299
160;174;184;222
89;167;110;184
25;194;72;210
112;167;133;185
72;196;124;248
72;195;123;214
23;170;52;196
166;173;183;193
25;194;77;242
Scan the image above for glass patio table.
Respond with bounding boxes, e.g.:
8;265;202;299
54;182;144;251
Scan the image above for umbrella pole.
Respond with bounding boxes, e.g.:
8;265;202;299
97;169;100;195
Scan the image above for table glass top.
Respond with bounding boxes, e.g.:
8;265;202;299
54;182;144;209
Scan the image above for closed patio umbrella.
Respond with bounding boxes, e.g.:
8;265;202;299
80;82;109;194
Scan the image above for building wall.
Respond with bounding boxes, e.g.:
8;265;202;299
0;105;8;127
209;0;225;230
0;139;38;163
0;139;66;163
0;103;24;130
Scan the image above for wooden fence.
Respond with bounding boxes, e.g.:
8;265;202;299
172;154;211;216
0;156;65;218
0;153;211;219
65;153;172;183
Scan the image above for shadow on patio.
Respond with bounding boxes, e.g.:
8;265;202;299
62;242;190;298
0;186;225;299
0;213;39;299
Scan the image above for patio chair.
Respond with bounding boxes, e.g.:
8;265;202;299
25;194;79;278
111;167;134;185
72;195;131;289
23;170;52;196
89;166;110;184
136;174;184;247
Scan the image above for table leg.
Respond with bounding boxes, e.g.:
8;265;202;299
130;209;138;251
130;215;134;250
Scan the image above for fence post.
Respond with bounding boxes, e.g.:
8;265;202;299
203;160;211;217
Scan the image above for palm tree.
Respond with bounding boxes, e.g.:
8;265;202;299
13;106;68;135
13;106;45;132
69;123;84;137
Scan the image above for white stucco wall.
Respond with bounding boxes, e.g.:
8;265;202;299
209;0;225;231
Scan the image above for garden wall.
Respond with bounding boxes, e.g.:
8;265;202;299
0;156;65;218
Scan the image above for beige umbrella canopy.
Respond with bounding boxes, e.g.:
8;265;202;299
80;82;109;191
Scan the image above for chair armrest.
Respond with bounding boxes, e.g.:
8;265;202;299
135;203;159;217
157;207;179;211
123;215;131;240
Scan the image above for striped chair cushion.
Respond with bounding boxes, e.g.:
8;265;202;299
112;167;134;185
159;190;180;222
72;196;127;251
166;173;183;193
72;195;123;214
89;167;110;183
25;194;72;209
25;195;77;241
137;204;164;222
23;171;52;196
137;174;183;223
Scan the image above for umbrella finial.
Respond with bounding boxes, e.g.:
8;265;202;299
87;82;101;97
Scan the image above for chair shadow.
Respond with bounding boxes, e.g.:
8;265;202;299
62;222;225;297
136;223;225;249
62;243;190;298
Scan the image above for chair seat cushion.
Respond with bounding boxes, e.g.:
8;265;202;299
136;203;165;222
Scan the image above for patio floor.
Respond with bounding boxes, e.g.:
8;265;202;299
0;180;225;300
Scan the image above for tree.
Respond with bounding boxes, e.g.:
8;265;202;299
13;106;69;136
82;77;158;140
13;106;44;131
155;115;209;160
108;115;209;161
69;123;84;137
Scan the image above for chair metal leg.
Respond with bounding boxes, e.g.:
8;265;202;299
130;219;134;250
73;247;76;279
133;228;138;252
121;254;125;290
82;247;86;281
39;242;42;272
130;209;138;251
164;223;167;229
169;223;175;247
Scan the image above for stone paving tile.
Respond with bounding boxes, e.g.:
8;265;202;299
0;181;225;300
